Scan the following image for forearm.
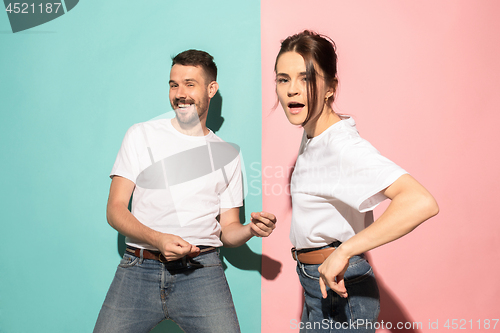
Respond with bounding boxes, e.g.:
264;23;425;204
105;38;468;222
338;190;439;259
106;201;162;249
220;223;253;248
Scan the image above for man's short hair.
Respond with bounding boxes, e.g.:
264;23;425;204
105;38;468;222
171;49;217;84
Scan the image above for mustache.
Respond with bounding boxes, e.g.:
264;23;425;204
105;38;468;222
174;98;195;105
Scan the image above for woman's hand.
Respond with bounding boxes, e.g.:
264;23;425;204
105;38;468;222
318;247;350;299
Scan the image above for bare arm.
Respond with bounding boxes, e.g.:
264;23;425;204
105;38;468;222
318;174;439;298
106;176;199;260
219;208;277;248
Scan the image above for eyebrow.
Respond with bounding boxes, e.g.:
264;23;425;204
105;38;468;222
276;72;307;77
169;78;199;84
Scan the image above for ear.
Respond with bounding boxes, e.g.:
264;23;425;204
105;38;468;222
325;79;337;100
325;89;334;100
207;81;219;99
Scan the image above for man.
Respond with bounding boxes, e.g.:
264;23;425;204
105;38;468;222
94;49;276;333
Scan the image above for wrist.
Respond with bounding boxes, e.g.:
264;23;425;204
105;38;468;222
241;223;255;243
336;243;353;260
147;230;164;250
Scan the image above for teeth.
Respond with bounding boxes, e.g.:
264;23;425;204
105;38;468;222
178;104;191;108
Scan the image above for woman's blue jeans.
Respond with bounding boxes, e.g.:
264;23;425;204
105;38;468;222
93;250;240;333
296;252;380;333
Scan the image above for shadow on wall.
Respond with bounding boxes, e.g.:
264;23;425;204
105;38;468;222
206;91;224;132
369;254;423;333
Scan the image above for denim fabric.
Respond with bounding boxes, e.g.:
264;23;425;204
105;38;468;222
93;250;240;333
296;253;380;333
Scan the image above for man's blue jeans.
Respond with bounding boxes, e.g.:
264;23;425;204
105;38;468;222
296;252;380;333
93;250;240;333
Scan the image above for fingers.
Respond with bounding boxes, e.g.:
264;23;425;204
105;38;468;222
320;276;347;298
250;211;277;237
164;245;200;261
251;211;277;224
163;244;190;261
333;277;348;298
160;234;198;261
319;276;328;298
187;245;200;258
318;264;348;298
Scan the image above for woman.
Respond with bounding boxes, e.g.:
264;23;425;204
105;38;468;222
275;30;439;332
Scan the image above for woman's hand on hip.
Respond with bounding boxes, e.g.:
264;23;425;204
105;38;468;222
318;248;350;299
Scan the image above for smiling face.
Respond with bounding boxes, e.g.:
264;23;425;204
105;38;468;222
169;64;217;127
275;51;333;133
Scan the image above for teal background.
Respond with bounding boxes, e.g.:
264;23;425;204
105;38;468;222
0;1;263;332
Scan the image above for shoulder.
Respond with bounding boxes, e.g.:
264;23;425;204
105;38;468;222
314;118;362;151
207;132;240;152
206;130;225;142
317;118;385;166
208;134;241;168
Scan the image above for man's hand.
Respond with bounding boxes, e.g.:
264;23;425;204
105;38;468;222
249;211;277;237
155;233;200;261
318;249;349;299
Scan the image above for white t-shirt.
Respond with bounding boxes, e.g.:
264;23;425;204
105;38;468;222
111;119;243;249
290;117;407;250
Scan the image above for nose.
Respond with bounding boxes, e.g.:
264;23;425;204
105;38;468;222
287;79;299;97
175;85;187;99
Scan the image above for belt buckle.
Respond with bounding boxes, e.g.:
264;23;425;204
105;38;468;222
158;253;168;263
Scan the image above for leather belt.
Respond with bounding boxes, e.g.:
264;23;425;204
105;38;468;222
291;245;337;265
126;246;216;263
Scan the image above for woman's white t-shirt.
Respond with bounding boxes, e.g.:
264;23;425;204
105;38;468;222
290;117;407;250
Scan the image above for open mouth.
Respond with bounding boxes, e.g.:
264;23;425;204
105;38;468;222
288;102;305;114
175;100;196;112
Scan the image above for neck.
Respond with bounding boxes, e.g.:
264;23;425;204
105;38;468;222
304;105;341;138
171;117;209;136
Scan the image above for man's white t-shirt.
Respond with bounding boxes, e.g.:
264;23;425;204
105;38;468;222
110;119;243;250
290;117;408;250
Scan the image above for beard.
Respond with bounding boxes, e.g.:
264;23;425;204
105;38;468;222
172;98;209;126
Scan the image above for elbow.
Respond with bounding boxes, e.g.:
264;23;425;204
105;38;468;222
220;237;240;248
420;193;439;220
221;242;238;248
106;201;119;229
430;198;439;217
106;209;114;229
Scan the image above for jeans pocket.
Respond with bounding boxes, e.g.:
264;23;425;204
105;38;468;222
344;257;374;284
299;263;320;281
344;258;380;325
118;254;139;268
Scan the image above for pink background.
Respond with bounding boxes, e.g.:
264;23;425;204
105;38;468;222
261;1;500;332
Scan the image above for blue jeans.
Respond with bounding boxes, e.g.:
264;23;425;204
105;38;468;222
296;251;380;333
93;250;240;333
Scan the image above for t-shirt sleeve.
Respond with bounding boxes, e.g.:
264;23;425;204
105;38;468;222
110;124;144;183
336;137;408;212
219;153;243;209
